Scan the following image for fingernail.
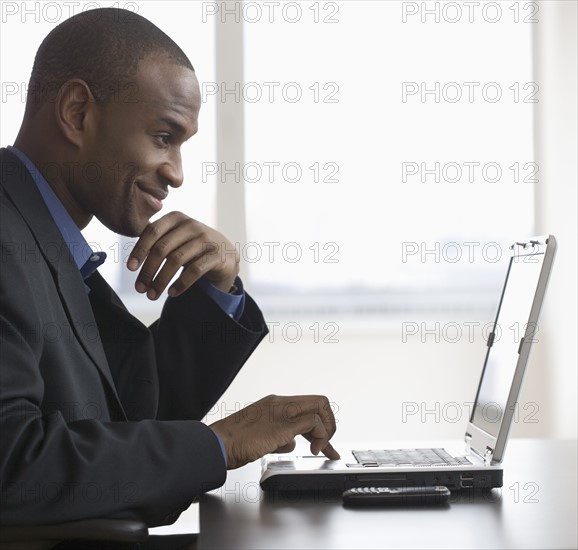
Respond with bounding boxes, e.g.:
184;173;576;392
147;289;157;300
127;258;139;271
168;287;177;297
135;281;147;293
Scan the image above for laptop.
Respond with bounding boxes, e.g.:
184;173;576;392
260;235;557;492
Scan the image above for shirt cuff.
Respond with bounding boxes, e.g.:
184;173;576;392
211;430;228;467
196;276;245;321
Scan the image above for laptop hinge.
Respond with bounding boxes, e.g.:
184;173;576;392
465;432;472;455
466;432;494;464
484;446;494;466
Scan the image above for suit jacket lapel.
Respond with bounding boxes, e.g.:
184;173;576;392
0;148;125;413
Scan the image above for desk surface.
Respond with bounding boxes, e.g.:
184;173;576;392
191;439;577;550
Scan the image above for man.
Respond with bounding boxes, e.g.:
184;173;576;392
0;8;339;528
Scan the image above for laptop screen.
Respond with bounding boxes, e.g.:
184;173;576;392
470;246;545;438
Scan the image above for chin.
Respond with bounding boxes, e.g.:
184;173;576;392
99;214;149;238
121;222;149;238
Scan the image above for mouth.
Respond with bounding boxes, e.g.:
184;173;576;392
137;183;168;213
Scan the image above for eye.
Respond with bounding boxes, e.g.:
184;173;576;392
154;134;171;146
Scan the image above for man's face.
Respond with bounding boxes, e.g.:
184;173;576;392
75;55;201;236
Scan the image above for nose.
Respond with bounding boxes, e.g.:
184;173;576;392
158;150;184;188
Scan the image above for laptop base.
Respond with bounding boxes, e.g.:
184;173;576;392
260;466;503;492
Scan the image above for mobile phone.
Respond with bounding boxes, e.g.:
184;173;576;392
342;486;450;507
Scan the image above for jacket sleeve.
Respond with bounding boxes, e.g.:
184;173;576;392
151;283;268;421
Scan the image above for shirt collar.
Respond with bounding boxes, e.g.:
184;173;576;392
7;146;106;280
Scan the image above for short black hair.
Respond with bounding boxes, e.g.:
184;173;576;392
26;8;194;113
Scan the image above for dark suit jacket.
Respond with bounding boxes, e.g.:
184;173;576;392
0;148;268;526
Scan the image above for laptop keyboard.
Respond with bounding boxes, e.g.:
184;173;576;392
351;448;473;467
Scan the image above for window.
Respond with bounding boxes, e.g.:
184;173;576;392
238;1;535;314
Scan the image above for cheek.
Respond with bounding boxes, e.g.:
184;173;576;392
99;156;140;196
117;147;155;183
91;130;154;190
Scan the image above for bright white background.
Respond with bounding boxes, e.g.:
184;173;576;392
1;1;576;444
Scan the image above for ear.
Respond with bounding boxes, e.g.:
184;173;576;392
54;79;98;148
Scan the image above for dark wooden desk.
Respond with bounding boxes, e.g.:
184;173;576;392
193;439;577;549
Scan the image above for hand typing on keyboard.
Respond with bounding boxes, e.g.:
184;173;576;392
211;394;340;469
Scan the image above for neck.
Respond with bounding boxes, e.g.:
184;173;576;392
14;124;93;230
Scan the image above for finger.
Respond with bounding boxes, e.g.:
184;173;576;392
292;413;330;456
321;442;341;460
314;396;337;439
167;254;221;297
127;213;184;271
301;433;341;459
135;225;196;298
148;239;218;299
284;395;338;440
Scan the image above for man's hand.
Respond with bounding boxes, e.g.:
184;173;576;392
127;212;240;300
209;394;340;470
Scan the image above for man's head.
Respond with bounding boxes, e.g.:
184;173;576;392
17;8;201;236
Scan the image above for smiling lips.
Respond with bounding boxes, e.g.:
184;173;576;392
138;184;168;213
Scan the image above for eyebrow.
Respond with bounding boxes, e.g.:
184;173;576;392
158;117;188;136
